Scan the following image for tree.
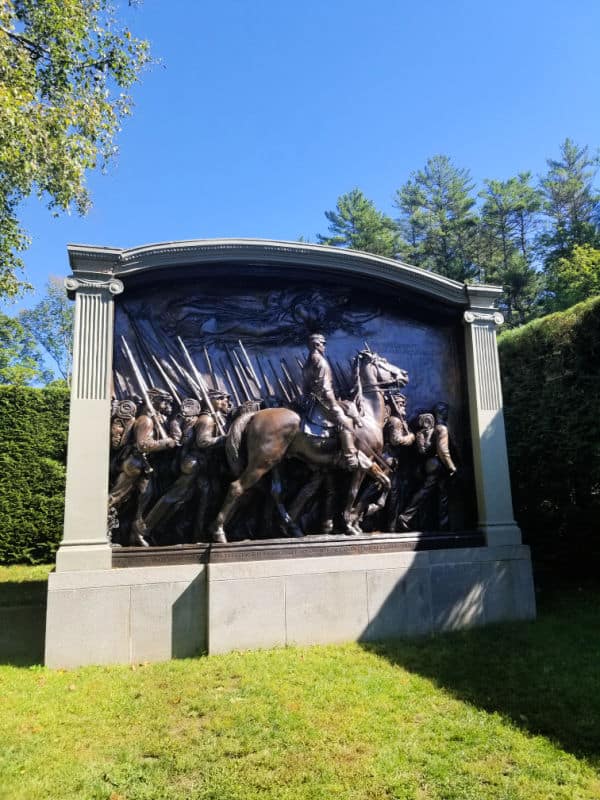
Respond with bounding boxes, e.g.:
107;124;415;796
477;173;543;325
317;189;399;258
0;0;150;298
539;138;600;266
0;312;49;385
20;277;74;383
545;244;600;311
395;155;479;282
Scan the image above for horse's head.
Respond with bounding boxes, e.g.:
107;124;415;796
356;349;409;389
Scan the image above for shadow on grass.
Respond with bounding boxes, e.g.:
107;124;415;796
0;581;47;666
362;583;600;765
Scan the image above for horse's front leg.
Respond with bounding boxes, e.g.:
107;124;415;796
343;469;366;536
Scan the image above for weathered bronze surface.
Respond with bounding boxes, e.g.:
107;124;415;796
109;277;475;546
112;531;485;567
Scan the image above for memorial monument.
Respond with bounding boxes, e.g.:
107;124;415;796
45;239;536;667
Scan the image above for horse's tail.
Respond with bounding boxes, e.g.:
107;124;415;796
226;403;260;477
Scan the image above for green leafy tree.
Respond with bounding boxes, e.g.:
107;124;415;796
317;188;399;258
478;173;543;325
0;312;49;385
539;138;600;266
395;155;480;282
546;244;600;311
20;277;74;383
0;0;151;298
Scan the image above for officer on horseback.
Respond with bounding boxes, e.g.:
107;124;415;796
301;332;360;470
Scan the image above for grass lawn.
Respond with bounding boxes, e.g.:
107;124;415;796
0;572;599;800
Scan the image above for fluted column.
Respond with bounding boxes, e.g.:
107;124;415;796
463;297;522;546
55;275;123;571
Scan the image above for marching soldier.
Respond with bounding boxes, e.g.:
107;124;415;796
108;388;178;546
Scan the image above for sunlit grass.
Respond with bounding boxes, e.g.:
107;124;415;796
0;564;53;583
1;584;600;799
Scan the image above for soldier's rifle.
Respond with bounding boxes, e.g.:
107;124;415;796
268;358;291;403
232;348;257;399
280;358;301;397
238;340;263;395
225;345;252;401
177;337;226;437
219;359;241;407
151;355;182;405
120;337;169;440
204;346;219;390
256;355;275;400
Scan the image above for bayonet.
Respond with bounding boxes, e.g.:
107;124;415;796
281;357;301;397
232;348;257;399
177;337;226;436
238;340;263;393
224;345;251;401
120;337;168;439
256;355;274;398
151;355;182;405
268;359;291;403
219;359;241;407
204;346;218;390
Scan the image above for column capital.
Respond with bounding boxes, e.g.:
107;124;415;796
65;275;124;297
463;309;504;327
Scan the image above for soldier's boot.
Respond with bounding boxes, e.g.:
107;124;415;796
338;428;359;470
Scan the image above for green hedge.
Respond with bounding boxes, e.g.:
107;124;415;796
499;296;600;569
0;386;69;564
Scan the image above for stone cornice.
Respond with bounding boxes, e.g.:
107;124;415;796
66;239;502;308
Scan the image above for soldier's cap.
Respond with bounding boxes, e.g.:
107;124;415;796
181;397;201;416
207;389;230;400
417;412;435;428
308;333;326;345
147;387;173;403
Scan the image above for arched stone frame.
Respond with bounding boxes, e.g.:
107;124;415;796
57;239;520;572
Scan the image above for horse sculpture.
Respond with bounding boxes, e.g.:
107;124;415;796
211;350;409;542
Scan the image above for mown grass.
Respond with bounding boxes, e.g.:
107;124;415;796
0;579;599;800
0;564;53;584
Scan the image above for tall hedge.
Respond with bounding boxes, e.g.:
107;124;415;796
0;386;69;564
499;296;600;569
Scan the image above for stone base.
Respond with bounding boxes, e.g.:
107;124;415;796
45;538;536;667
208;543;536;654
45;565;206;668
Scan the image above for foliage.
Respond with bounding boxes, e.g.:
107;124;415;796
0;311;49;385
0;385;68;564
2;591;600;797
20;277;74;383
546;244;600;311
477;173;544;325
499;296;600;567
317;188;399;258
539;139;600;311
0;0;150;298
395;155;480;282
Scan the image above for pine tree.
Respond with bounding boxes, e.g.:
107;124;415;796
394;156;479;282
478;174;543;325
317;189;399;258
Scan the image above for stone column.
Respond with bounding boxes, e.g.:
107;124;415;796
55;275;123;572
463;291;522;546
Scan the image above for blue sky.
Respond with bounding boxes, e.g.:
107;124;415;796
11;0;600;309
